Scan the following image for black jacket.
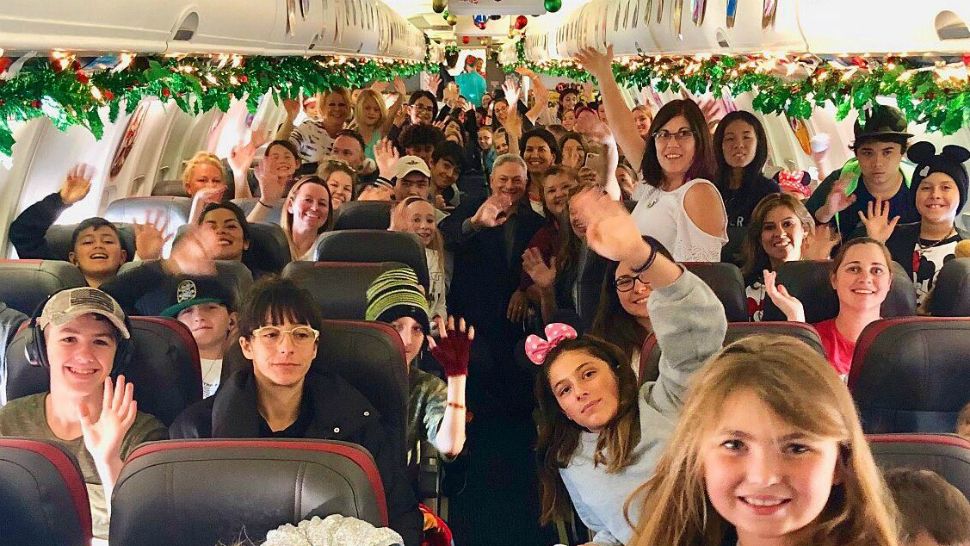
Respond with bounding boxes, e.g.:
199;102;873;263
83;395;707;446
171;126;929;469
169;369;421;546
9;192;70;259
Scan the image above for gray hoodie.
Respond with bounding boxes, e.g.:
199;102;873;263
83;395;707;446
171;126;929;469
559;269;727;545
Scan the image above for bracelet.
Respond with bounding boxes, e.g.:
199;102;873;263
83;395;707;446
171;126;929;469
631;236;659;274
447;402;466;410
258;200;274;209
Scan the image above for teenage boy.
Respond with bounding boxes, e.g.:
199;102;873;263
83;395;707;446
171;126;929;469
806;105;919;236
160;277;238;398
0;288;167;539
169;277;421;545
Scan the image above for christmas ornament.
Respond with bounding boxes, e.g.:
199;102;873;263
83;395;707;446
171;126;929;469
544;0;562;13
515;15;528;30
726;0;737;28
447;13;458;26
432;0;447;14
462;36;471;44
473;14;488;26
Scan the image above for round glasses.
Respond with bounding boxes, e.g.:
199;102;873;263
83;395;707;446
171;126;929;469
251;325;320;347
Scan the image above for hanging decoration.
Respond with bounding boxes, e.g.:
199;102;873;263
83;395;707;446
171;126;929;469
499;39;970;136
489;14;502;20
432;0;447;14
726;0;737;28
0;53;433;158
462;36;471;45
544;0;562;13
762;0;777;29
515;15;529;30
447;13;458;26
473;14;488;28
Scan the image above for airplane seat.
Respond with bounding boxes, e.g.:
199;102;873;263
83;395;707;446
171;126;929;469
762;260;916;322
0;260;87;315
638;321;824;385
150;179;190;197
926;258;970;317
5;316;202;425
231;198;283;225
33;223;137;263
222;320;408;466
333;201;393;231
117;260;254;309
282;261;409;320
683;262;749;322
720;225;749;267
244;222;292;275
0;438;92;546
313;230;430;291
109;439;388;546
104;196;192;228
849;317;970;433
867;433;970;500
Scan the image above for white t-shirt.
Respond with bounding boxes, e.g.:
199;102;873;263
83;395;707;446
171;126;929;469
200;358;223;398
426;248;448;321
631;178;727;262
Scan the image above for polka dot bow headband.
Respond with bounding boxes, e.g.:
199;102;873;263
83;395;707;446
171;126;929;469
525;323;578;365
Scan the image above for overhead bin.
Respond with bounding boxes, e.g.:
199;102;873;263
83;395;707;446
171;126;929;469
0;0;428;61
798;1;970;55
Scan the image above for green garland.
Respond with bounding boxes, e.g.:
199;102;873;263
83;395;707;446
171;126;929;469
501;39;970;135
0;55;433;157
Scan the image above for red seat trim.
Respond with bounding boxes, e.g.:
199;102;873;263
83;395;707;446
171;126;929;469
866;433;970;449
0;438;93;539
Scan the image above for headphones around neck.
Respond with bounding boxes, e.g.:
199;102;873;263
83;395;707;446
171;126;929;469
24;291;135;376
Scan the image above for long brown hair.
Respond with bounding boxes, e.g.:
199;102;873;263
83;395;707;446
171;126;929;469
640;99;717;188
589;260;650;366
535;336;641;524
630;335;900;546
740;193;815;281
280;176;334;259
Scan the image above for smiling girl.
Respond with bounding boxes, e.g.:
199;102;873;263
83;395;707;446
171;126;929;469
713;111;781;227
631;336;899;546
533;188;726;545
764;238;893;378
390;196;447;322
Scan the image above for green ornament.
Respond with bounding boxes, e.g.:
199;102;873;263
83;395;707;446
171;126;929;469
544;0;562;13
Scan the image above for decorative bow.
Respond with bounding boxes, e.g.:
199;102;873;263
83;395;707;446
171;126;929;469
777;170;812;198
525;323;578;365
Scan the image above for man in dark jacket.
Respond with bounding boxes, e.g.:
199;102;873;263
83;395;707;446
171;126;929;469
169;277;420;546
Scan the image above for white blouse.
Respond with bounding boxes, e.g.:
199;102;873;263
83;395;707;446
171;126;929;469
631;178;727;262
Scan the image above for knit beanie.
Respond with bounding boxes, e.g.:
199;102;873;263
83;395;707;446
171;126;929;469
365;267;430;332
907;141;970;214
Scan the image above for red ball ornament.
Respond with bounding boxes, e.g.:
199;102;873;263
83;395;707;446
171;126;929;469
238;74;249;83
161;88;172;98
0;57;12;74
515;15;528;30
30;99;42;108
75;70;90;85
103;90;115;101
462;36;470;45
963;54;970;68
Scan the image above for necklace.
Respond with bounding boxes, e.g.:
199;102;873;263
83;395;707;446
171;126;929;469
916;228;957;252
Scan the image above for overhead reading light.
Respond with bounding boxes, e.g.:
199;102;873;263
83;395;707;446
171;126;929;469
172;12;199;41
935;11;969;41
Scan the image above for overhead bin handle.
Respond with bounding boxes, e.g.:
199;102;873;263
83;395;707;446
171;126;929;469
935;11;970;41
172;12;200;42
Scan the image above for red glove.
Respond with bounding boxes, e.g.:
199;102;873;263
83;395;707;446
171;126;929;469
429;318;474;377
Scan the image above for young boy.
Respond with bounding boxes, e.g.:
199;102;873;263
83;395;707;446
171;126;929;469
0;288;167;539
885;468;970;545
160;277;238;398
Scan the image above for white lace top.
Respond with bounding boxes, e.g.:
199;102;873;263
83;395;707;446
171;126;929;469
631;178;727;262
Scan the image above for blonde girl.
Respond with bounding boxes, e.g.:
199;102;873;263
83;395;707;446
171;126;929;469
355;87;405;161
631;336;899;546
391;196;448;322
280;175;334;260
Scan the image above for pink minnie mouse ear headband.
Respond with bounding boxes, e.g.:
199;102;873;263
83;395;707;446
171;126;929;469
525;323;578;365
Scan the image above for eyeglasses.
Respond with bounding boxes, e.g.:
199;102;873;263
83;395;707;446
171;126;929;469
251;325;320;346
653;129;695;143
412;104;435;112
614;273;653;293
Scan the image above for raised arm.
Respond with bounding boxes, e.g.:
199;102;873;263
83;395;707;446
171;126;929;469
575;46;646;172
10;164;93;258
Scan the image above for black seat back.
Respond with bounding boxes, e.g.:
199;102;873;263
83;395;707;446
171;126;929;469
868;433;970;500
6;317;202;425
684;262;748;322
313;230;429;291
639;322;824;384
110;439;387;545
282;261;408;320
0;438;91;546
849;317;970;433
927;258;970;317
333;201;394;231
0;260;87;315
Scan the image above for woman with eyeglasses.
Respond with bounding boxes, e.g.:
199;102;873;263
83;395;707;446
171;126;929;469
576;46;728;262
